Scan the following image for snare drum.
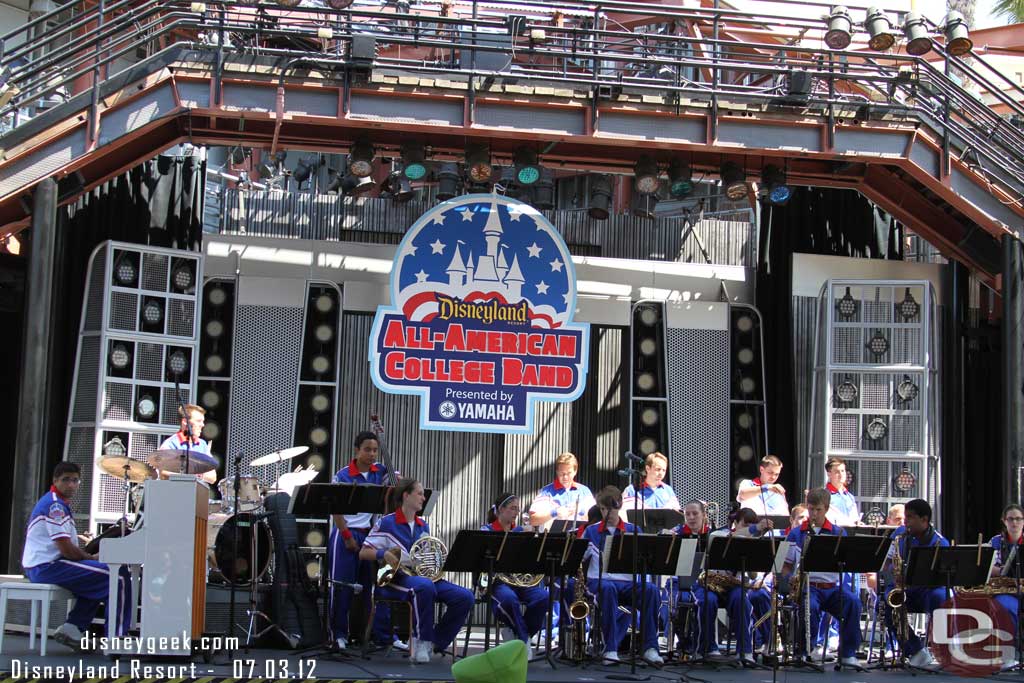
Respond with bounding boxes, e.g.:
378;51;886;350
218;475;263;513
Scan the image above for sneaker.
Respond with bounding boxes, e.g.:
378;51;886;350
412;640;434;664
392;639;409;652
335;636;348;651
741;651;756;664
760;642;775;657
840;656;860;668
643;647;664;665
603;650;621;665
910;648;939;670
499;626;516;644
52;623;85;653
1002;659;1019;672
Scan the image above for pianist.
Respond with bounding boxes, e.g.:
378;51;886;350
157;404;217;484
22;462;131;651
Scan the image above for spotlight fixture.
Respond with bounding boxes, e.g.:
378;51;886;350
499;167;521;198
206;354;225;373
206;320;224;338
400;142;427;180
310;392;331;413
638;305;659;326
142;299;164;326
640;407;659;426
103;436;127;458
866;330;889;358
736;315;754;333
310;426;330;446
311;354;331;374
639;338;657;356
896;375;920;403
276;0;300;8
588;175;613;220
306;453;325;470
639;437;658;455
533;168;555;210
136;393;158;421
739;377;757;394
736;411;754;429
903;12;932;56
167;349;189;375
864;507;885;526
305;527;326;546
633;155;660;195
893;467;916;493
171;261;195;293
256;158;277;180
720;161;748;201
208;287;227;306
340;174;376;196
201;388;221;408
348;139;375;178
513;147;542;185
824;6;853;50
315;323;334;342
865;7;896;51
761;165;791;205
737;444;755;461
314;294;334;313
465;144;493;183
204;420;221;440
836;286;858;319
636;372;656;392
293;156;317;185
835;379;858;404
435;163;462;201
736;347;754;365
897;287;920;320
109;343;132;370
865;417;888;441
114;253;138;287
667;159;693;198
944;11;972;56
382;172;414;202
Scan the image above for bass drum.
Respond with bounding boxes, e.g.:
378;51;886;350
207;513;274;584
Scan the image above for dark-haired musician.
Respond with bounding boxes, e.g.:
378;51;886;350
480;492;547;653
671;500;722;657
360;479;473;664
991;504;1024;639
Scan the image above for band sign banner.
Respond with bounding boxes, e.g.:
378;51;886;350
369;195;590;433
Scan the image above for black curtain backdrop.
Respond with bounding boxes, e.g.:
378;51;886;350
963;325;1003;541
755;186;901;500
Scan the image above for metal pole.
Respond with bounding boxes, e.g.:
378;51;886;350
943;261;967;539
7;177;58;572
1003;233;1024;506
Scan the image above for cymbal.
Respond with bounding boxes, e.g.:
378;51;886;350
97;456;156;482
250;446;309;467
146;448;220;475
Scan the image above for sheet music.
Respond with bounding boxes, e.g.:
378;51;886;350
675;538;698;577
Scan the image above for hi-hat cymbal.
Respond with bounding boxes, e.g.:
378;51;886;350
97;456;156;483
250;446;309;467
147;448;219;475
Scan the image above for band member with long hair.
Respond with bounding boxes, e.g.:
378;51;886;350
991;504;1024;645
582;485;664;666
481;492;547;653
360;479;473;664
528;452;596;528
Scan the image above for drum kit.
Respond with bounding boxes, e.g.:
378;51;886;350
95;444;317;585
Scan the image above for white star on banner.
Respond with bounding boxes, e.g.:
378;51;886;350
527;242;542;258
459;208;474;221
549;258;563;272
415;270;429;283
536;281;549;295
430;239;446;254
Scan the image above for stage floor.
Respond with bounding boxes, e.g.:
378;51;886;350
0;632;1015;683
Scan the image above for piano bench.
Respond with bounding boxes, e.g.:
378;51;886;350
0;582;74;656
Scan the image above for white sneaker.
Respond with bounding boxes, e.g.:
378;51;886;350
810;645;825;660
603;650;621;665
840;656;860;668
392;639;409;652
760;642;775;657
52;623;85;652
499;626;516;644
335;636;348;650
741;651;756;664
910;647;939;670
412;640;434;664
643;647;664;665
1002;658;1019;672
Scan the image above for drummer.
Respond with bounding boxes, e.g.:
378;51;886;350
157;404;216;484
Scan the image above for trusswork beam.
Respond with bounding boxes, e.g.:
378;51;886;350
7;178;57;573
1003;234;1024;506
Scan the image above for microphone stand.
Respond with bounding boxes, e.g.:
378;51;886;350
171;370;193;477
608;457;649;682
227;451;242;658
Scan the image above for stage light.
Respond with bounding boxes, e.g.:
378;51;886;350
896;375;920;403
636;372;656;392
340;174;376;196
836;379;859;404
737;444;755;461
293;156;317;185
171;262;195;292
634;155;660;195
383;172;414;202
903;12;932;56
436;163;462;201
720;162;748;201
836;286;858;319
114;254;138;287
588;175;613;220
667;159;693;198
204;420;220;440
348;139;375;178
898;287;920;320
761;165;791;205
737;411;754;429
167;349;188;376
465;144;493;183
632;192;658;219
310;392;331;413
639;437;658;455
103;436;127;458
206;354;225;373
893;467;916;493
865;417;888;441
310;426;330;446
824;6;852;50
311;354;331;374
206;320;224;338
401;142;427;180
276;0;301;8
499;167;521;199
142;300;164;326
201;389;221;409
208;287;227;306
737;347;754;365
866;330;889;358
314;294;334;314
136;393;158;421
638;305;660;326
307;453;325;470
865;508;885;526
944;11;972;56
865;7;896;51
533;168;555;210
513;147;541;185
639;338;658;356
305;528;326;546
315;324;334;343
739;377;757;395
109;343;131;370
640;407;659;426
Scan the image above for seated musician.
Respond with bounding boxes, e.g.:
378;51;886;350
621;452;681;521
781;487;861;667
882;498;946;669
886;503;905;527
990;504;1024;651
784;505;808;536
736;455;790;517
157;404;217;484
22;462;131;651
582;485;663;666
671;500;721;658
359;479;473;664
480;492;547;654
825;457;860;526
528;452;596;529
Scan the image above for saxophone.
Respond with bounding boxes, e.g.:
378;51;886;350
886;532;910;646
957;543;1023;596
563;566;593;662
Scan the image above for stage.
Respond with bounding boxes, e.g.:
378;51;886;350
0;631;1013;682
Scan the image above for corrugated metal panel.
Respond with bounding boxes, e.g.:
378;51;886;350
221;190;756;266
792;295;818;493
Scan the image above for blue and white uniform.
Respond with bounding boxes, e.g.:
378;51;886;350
991;533;1022;635
883;525;949;657
481;520;548;643
671;524;720;655
529;479;596;524
364;510;473;652
825;483;860;526
622;481;681;520
785;520;861;659
738;477;790;516
158;431;210;455
581;519;659;653
22;487;131;636
329;459;390;643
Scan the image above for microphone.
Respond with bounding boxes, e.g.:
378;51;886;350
624;452;645;464
329;580;364;595
616;468;636;479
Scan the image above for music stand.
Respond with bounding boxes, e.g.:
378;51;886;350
845;525;898;537
802;534;892;671
906;545;994;591
758;515;793;535
548;519;578;534
517;533;588;669
627;508;685;534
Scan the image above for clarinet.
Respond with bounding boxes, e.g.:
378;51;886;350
802;527;814;658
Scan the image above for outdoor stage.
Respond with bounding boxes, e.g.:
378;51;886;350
0;631;1015;683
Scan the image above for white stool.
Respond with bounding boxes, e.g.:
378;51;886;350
0;582;73;655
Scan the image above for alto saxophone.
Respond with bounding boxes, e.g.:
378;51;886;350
886;532;910;646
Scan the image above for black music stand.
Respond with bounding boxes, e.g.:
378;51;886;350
758;515;792;535
704;535;785;669
802;534;892;672
520;532;588;669
845;525;899;536
628;508;685;534
906;544;994;591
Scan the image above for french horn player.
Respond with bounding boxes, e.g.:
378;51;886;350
359;478;473;664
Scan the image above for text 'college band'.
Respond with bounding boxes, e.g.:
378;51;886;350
20;428;1024;670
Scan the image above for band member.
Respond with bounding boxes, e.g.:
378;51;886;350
529;452;596;528
622;452;681;521
825;457;860;526
991;504;1024;636
582;486;664;665
157;404;217;484
883;498;947;669
360;479;473;664
784;505;808;535
22;463;131;651
329;431;390;650
737;455;789;517
481;493;547;652
886;504;905;527
672;500;722;657
782;487;861;667
722;508;774;660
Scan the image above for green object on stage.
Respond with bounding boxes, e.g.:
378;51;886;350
451;639;528;683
